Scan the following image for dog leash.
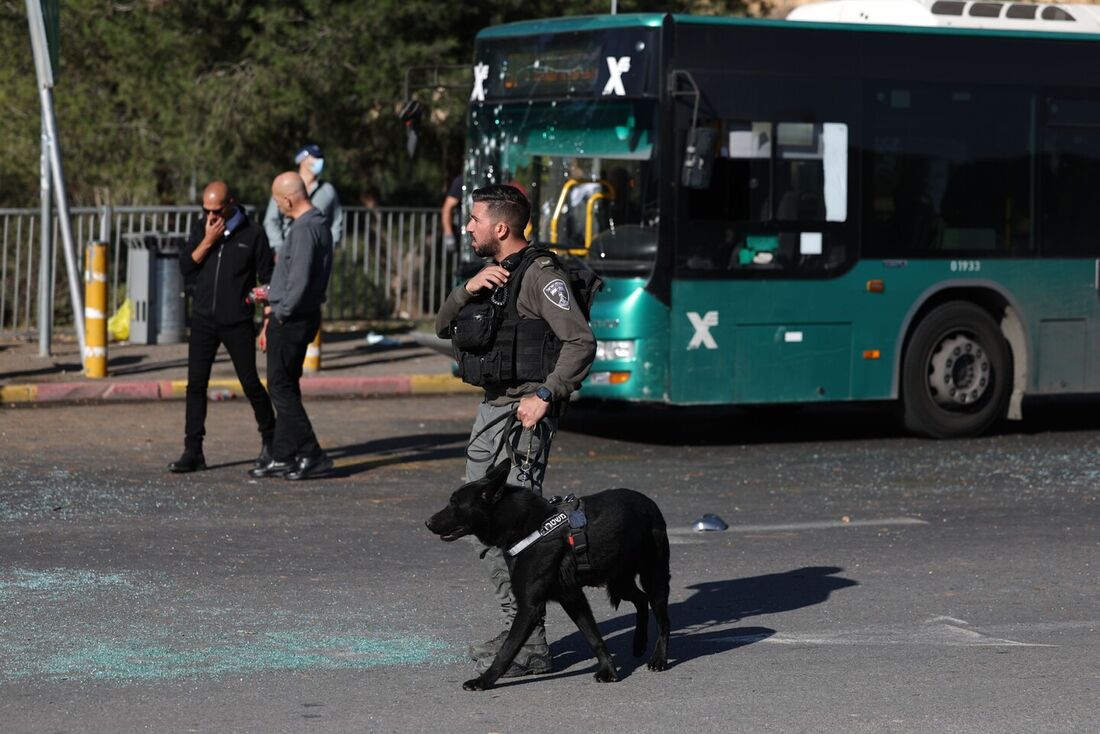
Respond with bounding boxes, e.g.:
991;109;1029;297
510;415;553;485
464;403;553;487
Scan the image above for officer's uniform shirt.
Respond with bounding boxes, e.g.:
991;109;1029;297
435;245;596;405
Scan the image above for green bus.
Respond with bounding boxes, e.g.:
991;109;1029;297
461;6;1100;438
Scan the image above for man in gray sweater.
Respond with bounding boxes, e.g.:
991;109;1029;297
251;172;334;481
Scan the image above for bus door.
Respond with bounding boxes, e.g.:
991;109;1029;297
669;117;857;405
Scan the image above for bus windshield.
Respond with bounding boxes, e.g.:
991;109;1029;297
467;100;659;277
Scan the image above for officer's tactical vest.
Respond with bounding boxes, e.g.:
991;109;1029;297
450;247;562;389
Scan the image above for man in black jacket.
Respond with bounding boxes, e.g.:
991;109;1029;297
168;181;276;473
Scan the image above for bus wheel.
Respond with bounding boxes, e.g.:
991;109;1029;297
902;302;1011;439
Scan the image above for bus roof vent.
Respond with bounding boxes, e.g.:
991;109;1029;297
787;0;1100;33
931;1;965;16
968;2;1004;18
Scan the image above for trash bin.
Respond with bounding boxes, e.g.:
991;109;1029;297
125;232;187;345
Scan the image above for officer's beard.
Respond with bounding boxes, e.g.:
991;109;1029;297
472;238;501;261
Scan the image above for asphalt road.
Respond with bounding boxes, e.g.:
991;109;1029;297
1;396;1098;733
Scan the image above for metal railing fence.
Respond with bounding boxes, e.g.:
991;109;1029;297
0;205;452;338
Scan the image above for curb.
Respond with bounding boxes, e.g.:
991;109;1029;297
1;374;477;405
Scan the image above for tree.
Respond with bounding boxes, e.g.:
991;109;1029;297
0;0;764;208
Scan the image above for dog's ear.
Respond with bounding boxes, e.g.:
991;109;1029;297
481;459;512;504
486;459;512;484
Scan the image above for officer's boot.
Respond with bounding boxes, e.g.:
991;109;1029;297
468;542;515;660
509;610;552;676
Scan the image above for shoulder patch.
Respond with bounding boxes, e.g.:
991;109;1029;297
536;257;555;268
542;278;571;310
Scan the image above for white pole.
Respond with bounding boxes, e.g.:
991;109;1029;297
37;117;52;356
26;0;84;356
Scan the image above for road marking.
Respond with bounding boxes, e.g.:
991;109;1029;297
667;517;927;535
700;617;1058;648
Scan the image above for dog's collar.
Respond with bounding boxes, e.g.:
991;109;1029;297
506;511;569;557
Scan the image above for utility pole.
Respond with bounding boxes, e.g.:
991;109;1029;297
37;118;51;355
26;0;84;358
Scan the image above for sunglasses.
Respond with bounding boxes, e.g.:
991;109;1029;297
203;205;228;216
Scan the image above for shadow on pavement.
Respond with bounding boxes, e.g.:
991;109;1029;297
320;350;436;372
179;433;468;477
110;355;192;376
326;432;469;477
205;458;255;471
0;361;84;380
564;395;1100;446
563;401;905;446
495;565;858;687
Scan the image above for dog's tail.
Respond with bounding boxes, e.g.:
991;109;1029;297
652;508;671;584
640;504;671;607
652;522;671;583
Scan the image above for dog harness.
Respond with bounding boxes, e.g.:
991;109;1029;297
506;495;592;573
506;510;569;557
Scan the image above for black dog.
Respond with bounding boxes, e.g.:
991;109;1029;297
425;460;671;690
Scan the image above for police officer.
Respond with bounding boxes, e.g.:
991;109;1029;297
435;184;596;678
169;181;276;473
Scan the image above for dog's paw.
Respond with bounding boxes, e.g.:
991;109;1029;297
646;657;668;672
462;676;492;691
593;667;619;683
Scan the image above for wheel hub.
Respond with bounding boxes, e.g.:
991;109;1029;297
928;333;991;408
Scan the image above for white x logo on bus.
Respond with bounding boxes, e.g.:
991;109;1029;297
687;311;719;350
471;62;489;102
602;56;631;96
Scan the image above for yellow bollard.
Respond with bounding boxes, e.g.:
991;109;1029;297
303;322;322;373
83;242;108;378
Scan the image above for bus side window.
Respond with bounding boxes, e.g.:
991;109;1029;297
866;86;1034;259
1042;98;1100;257
682;120;770;271
681;119;849;274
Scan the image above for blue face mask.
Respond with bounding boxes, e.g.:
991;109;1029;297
310;158;324;176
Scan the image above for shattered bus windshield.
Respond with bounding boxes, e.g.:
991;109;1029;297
467;100;658;277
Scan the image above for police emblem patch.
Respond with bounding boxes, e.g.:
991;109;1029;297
543;279;571;310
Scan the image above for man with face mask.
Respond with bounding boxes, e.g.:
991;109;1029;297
263;144;343;253
169;181;276;474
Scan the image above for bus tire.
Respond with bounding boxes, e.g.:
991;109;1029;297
901;301;1011;439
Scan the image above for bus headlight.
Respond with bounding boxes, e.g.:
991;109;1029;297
595;339;636;362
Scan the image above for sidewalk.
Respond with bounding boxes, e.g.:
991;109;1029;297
0;329;472;404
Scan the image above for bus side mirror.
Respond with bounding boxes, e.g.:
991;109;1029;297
682;127;716;189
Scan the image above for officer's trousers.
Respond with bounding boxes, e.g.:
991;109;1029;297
465;399;558;637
